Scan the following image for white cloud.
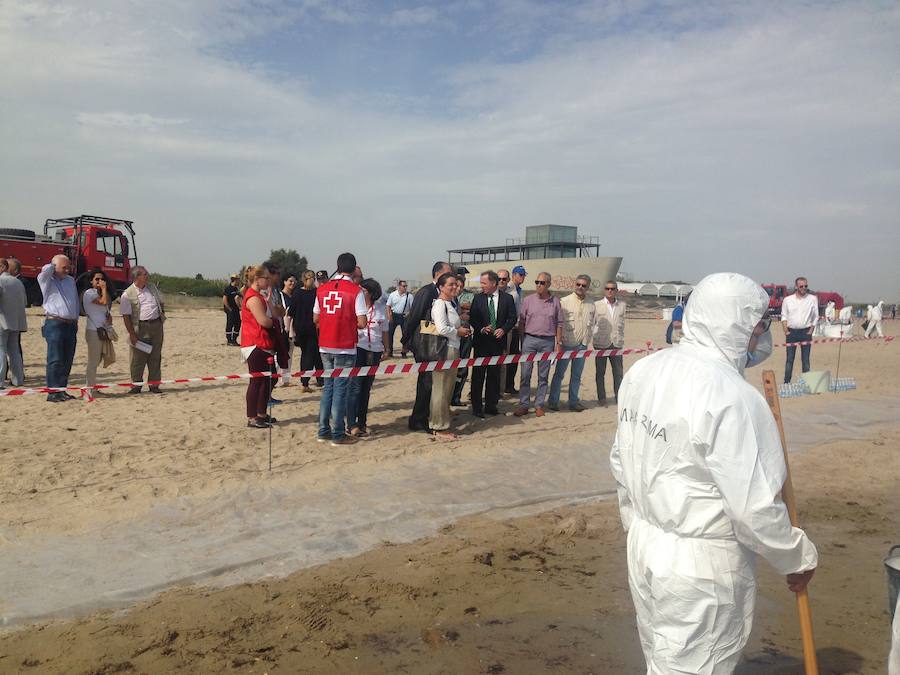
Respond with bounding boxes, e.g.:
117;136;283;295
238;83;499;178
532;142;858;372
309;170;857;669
0;1;898;299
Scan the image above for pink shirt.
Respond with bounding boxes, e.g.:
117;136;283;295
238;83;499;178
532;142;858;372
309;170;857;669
520;293;563;337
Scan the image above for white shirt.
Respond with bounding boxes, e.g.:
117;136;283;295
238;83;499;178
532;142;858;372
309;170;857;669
37;264;79;320
313;274;368;355
120;285;162;321
386;290;413;315
432;298;462;349
82;289;111;331
358;304;387;352
781;292;818;329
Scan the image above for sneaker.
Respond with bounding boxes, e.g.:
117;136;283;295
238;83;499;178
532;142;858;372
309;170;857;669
534;407;545;417
513;407;529;417
316;434;331;443
247;418;271;429
547;402;559;411
330;436;358;447
46;392;66;402
569;403;587;412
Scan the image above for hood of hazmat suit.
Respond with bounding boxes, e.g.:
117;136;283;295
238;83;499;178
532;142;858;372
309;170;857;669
609;272;817;675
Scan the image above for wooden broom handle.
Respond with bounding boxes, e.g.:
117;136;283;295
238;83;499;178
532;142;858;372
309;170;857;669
762;369;819;675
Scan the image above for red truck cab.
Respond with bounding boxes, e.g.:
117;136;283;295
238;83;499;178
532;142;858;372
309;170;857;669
0;215;137;306
762;283;844;318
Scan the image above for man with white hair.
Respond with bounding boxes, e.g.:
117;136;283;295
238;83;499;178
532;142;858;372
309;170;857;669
121;266;166;394
37;254;80;401
610;272;817;674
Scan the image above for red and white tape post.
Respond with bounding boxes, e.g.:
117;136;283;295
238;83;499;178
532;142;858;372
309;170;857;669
0;335;893;400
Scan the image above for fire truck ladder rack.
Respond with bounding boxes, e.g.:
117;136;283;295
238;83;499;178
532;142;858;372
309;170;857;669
44;215;139;269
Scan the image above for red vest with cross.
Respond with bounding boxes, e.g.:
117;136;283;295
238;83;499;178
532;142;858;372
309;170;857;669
316;278;360;350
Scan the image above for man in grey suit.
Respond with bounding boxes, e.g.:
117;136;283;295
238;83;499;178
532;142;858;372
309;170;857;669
0;258;28;387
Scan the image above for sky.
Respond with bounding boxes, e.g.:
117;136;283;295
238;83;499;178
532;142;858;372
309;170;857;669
1;0;899;300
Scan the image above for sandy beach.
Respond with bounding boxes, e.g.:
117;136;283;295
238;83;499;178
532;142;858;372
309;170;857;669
1;308;897;673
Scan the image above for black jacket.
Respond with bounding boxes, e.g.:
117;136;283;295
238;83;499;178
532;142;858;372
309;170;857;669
401;282;439;350
470;290;517;355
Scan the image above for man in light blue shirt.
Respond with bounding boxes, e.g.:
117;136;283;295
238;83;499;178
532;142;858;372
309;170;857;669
385;280;413;358
37;255;80;402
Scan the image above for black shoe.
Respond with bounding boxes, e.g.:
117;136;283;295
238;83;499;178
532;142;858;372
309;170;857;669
46;392;65;402
149;387;162;394
247;418;271;429
485;408;499;416
472;410;486;419
505;388;518;396
450;399;465;407
62;392;77;400
128;387;142;395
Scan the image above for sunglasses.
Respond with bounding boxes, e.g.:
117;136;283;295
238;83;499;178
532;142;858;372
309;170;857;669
575;283;588;288
498;277;509;281
604;287;617;291
534;280;547;285
797;285;808;289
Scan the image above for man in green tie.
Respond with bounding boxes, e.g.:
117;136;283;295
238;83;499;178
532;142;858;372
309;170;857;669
470;270;517;417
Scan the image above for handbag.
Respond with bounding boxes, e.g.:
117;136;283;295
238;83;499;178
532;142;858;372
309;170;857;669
413;302;449;362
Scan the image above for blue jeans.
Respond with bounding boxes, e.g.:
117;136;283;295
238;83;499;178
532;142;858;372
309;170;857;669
0;328;25;386
548;343;587;408
42;319;77;389
347;347;382;431
319;352;355;440
518;334;555;409
784;328;811;383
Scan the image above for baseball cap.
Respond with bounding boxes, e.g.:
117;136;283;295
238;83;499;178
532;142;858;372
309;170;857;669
230;274;239;280
512;265;527;276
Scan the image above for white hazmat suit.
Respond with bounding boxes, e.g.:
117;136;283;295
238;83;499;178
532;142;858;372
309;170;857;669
825;300;835;323
610;273;818;674
865;300;884;338
838;305;853;325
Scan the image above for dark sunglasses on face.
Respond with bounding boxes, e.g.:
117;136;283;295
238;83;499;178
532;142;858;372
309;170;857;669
534;280;547;285
575;283;588;288
498;277;509;281
797;284;808;288
604;287;616;291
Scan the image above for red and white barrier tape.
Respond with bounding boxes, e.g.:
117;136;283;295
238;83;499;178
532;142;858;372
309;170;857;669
0;334;893;399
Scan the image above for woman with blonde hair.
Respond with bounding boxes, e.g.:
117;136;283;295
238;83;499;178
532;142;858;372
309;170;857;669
288;269;324;391
241;265;277;428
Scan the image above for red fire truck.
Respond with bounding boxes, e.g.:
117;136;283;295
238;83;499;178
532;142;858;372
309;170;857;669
0;215;138;306
762;283;844;318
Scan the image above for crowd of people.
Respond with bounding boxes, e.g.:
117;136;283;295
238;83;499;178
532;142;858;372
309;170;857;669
227;254;638;444
0;255;893;426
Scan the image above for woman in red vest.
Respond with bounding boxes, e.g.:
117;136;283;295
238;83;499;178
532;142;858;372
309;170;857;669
241;265;277;428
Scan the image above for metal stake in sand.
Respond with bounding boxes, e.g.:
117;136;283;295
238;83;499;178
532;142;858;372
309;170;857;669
762;369;819;675
834;326;844;387
267;356;275;472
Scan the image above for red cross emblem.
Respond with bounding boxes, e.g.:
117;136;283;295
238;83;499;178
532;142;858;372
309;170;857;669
322;290;343;314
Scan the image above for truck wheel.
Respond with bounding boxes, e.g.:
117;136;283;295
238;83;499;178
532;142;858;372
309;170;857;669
0;228;36;240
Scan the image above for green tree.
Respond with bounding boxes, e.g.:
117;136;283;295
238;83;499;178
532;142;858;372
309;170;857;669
267;248;308;279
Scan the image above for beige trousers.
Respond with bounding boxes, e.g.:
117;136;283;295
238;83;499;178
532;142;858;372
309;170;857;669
85;328;103;387
130;319;164;386
429;346;459;431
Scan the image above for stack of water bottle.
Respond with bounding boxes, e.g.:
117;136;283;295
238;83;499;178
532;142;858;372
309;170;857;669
828;377;857;393
778;382;809;398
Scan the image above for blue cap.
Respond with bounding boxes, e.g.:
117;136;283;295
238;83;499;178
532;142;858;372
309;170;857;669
512;265;527;275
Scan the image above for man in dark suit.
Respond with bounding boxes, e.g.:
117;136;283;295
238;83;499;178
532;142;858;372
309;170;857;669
402;260;453;431
469;270;517;417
